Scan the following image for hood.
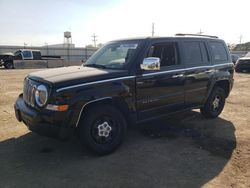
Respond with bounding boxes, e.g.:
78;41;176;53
0;52;14;56
28;66;128;88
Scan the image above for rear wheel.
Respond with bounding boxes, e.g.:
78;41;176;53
79;105;127;155
200;87;226;118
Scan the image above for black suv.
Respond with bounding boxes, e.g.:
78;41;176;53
14;34;234;155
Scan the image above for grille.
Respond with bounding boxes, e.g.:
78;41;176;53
23;78;36;107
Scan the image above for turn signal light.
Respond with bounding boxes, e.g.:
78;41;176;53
46;104;69;111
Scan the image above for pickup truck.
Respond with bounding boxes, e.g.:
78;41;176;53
0;49;61;69
14;34;234;155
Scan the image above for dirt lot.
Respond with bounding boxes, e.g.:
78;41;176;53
0;68;249;188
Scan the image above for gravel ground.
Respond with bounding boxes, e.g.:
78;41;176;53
0;68;249;188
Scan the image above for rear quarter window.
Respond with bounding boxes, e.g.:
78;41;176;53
209;41;228;62
182;41;209;65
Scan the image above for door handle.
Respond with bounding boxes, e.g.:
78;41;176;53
172;73;184;78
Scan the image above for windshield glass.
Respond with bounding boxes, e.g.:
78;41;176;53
84;42;139;69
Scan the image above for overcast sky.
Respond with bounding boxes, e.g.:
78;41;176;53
0;0;249;47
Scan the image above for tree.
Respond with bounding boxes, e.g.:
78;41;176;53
97;43;103;48
85;44;94;48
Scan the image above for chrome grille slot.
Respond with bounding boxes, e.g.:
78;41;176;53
23;78;36;107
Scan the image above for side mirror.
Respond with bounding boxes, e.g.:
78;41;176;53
140;57;160;71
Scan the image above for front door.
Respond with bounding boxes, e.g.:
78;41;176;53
136;41;185;121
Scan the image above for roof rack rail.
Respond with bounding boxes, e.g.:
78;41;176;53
175;33;218;39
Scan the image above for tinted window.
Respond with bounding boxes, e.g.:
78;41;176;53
200;42;209;62
210;42;228;61
32;51;41;60
146;43;179;67
183;41;203;65
22;51;33;59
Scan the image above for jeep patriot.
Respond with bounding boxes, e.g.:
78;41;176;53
14;34;234;155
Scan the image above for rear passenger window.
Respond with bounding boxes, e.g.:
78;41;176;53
146;43;179;67
209;42;228;61
182;41;208;65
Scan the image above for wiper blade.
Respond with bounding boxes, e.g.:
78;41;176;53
84;64;106;69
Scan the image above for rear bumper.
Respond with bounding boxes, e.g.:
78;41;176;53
14;94;71;139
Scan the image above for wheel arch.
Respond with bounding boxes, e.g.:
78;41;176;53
206;79;231;101
75;97;131;128
213;80;230;97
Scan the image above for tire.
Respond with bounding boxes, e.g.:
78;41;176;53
79;105;127;155
200;87;226;119
4;61;14;69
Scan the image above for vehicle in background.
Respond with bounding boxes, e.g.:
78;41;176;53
231;54;240;64
0;49;61;69
0;52;14;69
235;51;250;72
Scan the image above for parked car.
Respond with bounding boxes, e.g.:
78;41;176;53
231;54;240;64
235;52;250;72
14;34;234;155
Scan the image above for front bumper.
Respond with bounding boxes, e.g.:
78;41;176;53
14;94;71;139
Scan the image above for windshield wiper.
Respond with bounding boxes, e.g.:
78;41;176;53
84;64;107;69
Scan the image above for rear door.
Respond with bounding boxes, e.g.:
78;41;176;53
181;40;213;107
136;40;185;120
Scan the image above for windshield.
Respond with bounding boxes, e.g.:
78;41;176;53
84;42;139;69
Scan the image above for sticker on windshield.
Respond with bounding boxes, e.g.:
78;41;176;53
118;43;138;49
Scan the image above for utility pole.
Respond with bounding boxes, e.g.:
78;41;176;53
197;29;203;35
45;42;49;55
239;35;243;44
151;23;155;37
92;33;97;48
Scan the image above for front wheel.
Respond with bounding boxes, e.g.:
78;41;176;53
4;61;14;69
200;87;226;118
79;105;127;155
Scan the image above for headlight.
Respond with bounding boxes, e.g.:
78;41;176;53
35;85;48;107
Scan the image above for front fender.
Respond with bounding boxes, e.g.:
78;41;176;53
59;79;136;128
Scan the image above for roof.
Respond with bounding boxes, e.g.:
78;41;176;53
111;34;221;42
